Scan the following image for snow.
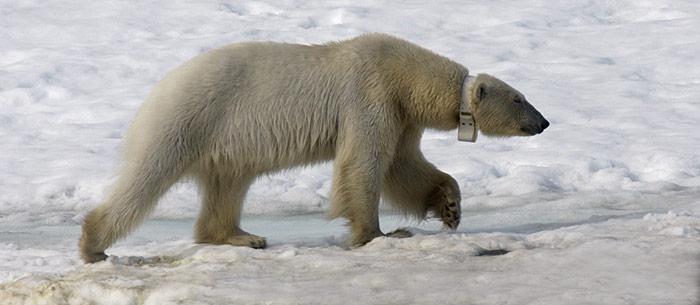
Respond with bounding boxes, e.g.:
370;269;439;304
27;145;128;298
1;0;699;304
2;213;699;304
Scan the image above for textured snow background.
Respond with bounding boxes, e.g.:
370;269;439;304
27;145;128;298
1;0;699;304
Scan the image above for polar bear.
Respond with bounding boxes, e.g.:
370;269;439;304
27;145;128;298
80;33;549;263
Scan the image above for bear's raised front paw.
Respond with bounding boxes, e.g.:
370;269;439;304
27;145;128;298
427;182;462;230
226;234;267;249
440;198;461;230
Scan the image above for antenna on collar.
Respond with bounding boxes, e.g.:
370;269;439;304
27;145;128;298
458;75;478;142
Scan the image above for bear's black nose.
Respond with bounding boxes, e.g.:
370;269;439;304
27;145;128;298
541;119;549;131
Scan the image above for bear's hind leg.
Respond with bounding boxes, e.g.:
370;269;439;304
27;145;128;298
80;153;186;263
194;169;266;249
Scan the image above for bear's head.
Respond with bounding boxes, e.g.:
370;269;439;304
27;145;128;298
468;74;549;137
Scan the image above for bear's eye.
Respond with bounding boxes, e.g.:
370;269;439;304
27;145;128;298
513;97;522;104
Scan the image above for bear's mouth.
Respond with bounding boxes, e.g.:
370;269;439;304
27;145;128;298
520;126;542;136
520;120;549;136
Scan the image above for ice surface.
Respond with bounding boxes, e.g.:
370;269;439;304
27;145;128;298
1;0;699;304
1;213;699;304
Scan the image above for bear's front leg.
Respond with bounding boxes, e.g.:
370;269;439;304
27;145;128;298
329;118;402;247
426;177;461;229
382;126;462;229
330;153;384;247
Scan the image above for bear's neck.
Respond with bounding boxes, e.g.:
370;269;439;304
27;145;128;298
386;46;468;131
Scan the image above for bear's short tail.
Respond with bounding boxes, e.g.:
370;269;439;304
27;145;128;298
79;149;185;263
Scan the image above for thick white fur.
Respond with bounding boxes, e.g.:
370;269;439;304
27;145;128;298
79;33;541;263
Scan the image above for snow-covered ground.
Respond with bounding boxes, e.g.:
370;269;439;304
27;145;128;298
1;0;699;304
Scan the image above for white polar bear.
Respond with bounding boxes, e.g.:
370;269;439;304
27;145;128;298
80;33;549;263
